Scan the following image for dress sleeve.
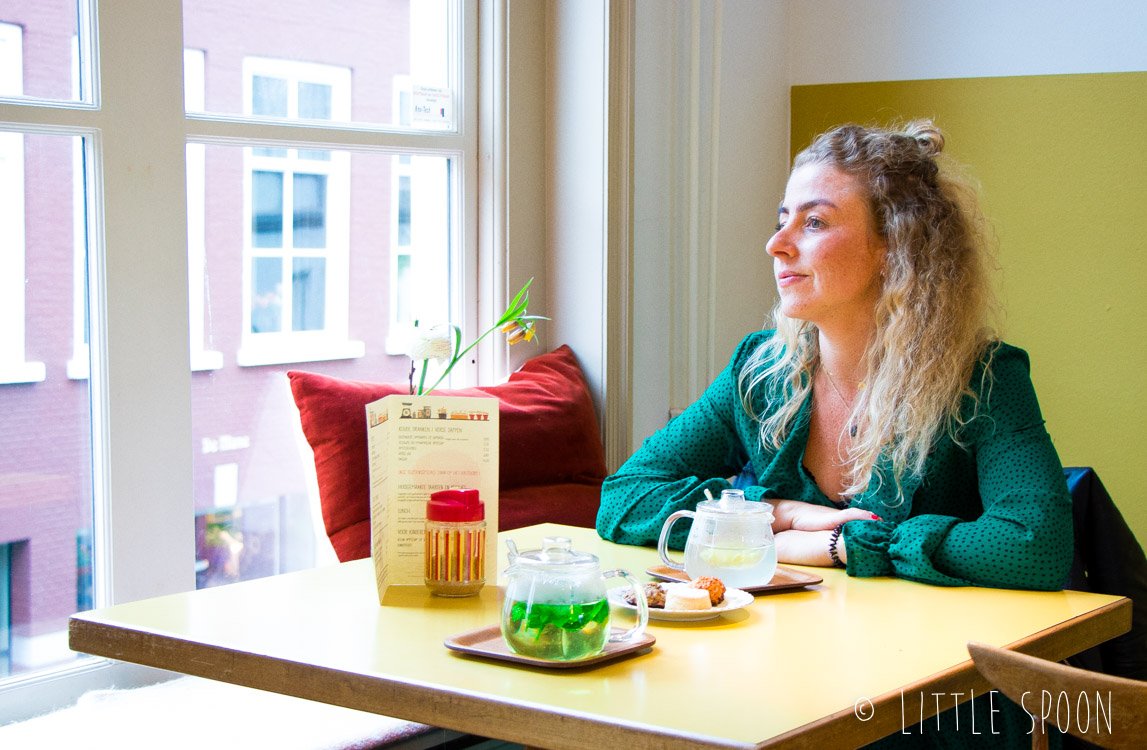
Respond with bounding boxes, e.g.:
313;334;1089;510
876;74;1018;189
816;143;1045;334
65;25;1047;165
596;334;772;548
842;345;1074;590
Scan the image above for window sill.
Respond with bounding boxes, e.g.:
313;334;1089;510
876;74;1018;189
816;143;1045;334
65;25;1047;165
191;350;224;371
0;361;46;384
236;339;365;367
66;357;88;381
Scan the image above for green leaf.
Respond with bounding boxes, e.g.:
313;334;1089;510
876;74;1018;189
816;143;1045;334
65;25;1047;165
498;278;533;326
507;278;533;313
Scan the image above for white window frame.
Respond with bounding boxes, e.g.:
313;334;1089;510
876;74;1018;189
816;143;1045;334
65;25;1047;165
236;57;361;367
0;23;46;385
0;0;478;722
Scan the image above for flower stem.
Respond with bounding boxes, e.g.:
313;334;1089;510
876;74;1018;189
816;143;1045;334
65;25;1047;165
417;359;430;395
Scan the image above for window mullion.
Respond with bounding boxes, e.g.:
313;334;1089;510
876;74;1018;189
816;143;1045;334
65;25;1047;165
186;116;470;154
95;0;195;604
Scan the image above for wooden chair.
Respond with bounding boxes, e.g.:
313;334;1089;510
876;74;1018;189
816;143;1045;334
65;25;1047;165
968;641;1147;750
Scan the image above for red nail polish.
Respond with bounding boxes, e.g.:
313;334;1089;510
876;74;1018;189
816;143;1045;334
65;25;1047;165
870;513;882;521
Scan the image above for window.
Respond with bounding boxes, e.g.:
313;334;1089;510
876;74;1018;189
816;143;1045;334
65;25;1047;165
0;126;94;681
387;75;415;353
185;47;222;372
0;0;477;718
187;2;464;590
386;154;452;355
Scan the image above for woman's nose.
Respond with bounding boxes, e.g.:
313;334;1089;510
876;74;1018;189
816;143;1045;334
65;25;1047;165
766;225;791;258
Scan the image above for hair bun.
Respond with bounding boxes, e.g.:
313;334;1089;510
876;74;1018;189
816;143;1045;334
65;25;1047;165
904;120;945;157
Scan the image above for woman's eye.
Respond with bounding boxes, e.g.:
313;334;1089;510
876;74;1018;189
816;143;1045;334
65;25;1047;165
805;216;825;229
774;222;785;232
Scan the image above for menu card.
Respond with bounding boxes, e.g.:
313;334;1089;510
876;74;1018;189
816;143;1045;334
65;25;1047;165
365;394;499;603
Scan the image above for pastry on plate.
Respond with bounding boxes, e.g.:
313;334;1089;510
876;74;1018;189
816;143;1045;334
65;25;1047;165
624;582;667;608
664;586;711;611
689;576;726;606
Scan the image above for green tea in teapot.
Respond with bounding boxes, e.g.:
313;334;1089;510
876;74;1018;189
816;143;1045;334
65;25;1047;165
501;598;610;661
500;536;648;661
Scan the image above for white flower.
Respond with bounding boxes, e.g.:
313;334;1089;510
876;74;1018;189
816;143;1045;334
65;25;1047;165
408;325;453;363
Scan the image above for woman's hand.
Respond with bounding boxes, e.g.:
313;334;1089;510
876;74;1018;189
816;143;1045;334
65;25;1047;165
769;499;877;533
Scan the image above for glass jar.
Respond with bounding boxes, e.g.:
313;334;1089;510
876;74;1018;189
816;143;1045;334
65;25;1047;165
424;488;486;597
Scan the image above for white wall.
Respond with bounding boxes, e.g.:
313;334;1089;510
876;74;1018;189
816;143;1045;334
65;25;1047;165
544;0;608;415
787;0;1147;84
629;0;789;450
504;0;548;375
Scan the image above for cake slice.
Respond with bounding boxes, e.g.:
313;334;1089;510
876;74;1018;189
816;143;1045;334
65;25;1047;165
664;586;711;611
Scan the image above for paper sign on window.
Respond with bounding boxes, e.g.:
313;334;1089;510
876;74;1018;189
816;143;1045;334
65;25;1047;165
411;86;453;129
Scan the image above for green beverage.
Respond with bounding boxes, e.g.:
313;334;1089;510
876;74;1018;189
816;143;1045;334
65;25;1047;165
501;598;610;661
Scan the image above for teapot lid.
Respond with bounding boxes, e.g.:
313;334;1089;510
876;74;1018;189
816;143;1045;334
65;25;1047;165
508;536;598;570
697;488;774;518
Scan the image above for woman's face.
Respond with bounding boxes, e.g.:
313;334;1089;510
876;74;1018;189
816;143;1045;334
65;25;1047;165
767;162;886;330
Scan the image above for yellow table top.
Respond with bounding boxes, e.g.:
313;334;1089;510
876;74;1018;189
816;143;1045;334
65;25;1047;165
70;524;1129;749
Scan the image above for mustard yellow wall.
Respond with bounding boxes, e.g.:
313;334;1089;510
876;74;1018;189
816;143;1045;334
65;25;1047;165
791;73;1147;544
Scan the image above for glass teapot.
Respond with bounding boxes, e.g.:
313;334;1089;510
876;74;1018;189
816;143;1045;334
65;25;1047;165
657;489;777;588
501;536;648;661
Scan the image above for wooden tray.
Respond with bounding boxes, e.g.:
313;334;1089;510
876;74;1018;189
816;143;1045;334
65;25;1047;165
444;625;655;669
645;564;823;593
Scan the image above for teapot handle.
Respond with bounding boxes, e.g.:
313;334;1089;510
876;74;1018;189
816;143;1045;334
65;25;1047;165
656;509;695;571
603;568;648;643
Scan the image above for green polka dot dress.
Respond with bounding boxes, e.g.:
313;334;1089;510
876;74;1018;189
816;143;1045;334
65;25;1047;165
597;330;1073;591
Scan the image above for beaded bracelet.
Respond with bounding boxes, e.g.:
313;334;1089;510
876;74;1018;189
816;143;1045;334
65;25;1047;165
829;523;846;568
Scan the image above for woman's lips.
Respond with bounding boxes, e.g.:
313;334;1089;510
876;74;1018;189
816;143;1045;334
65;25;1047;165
776;272;806;288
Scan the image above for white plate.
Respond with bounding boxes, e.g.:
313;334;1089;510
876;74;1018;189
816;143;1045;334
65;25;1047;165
609;584;754;622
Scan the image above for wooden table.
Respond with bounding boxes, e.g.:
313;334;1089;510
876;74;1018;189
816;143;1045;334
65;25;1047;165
69;524;1130;749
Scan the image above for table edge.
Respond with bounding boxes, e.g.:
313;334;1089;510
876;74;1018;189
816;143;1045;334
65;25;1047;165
67;617;750;750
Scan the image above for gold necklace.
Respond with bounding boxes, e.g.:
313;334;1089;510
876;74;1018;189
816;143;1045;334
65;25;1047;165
821;365;865;437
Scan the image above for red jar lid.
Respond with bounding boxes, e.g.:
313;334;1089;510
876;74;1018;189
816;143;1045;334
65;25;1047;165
426;489;484;522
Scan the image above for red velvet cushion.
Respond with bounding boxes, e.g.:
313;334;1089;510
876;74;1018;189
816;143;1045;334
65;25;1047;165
289;345;606;561
498;482;603;532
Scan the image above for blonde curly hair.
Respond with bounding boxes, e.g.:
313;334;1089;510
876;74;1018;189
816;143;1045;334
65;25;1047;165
739;120;1000;501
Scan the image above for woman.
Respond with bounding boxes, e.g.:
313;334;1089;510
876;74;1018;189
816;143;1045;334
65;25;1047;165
597;120;1073;592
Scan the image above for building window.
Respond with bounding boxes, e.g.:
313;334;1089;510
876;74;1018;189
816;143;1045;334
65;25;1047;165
236;58;360;367
184;47;222;372
384;74;451;355
0;23;46;385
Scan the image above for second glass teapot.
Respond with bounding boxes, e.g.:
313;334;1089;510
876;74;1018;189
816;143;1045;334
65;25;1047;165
501;536;648;661
657;489;777;588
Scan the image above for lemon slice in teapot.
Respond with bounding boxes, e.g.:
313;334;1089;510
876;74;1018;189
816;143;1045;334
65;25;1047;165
698;547;765;568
